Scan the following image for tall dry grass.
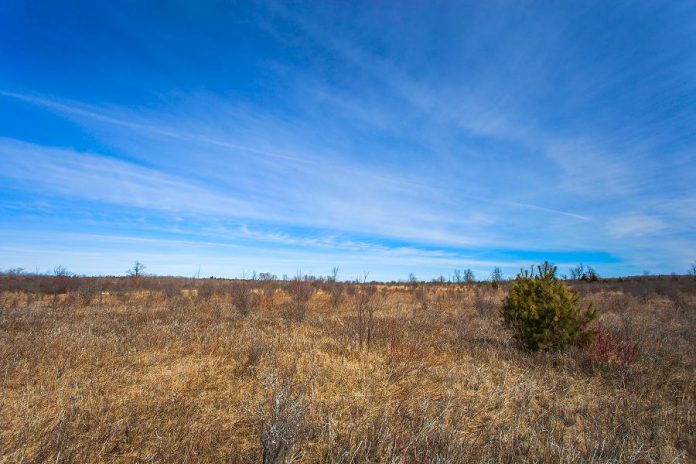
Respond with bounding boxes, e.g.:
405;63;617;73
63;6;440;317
0;276;694;462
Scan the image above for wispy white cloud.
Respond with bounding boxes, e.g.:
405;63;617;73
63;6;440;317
606;215;666;238
0;90;310;166
0;137;264;218
0;136;492;247
0;89;595;229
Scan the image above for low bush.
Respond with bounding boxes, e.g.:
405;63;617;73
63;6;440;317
283;278;314;322
501;261;596;351
249;368;312;464
584;326;638;366
231;281;259;317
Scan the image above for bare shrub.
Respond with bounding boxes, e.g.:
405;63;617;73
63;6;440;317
584;326;638;367
259;279;277;311
327;267;344;310
231;281;259;317
197;282;217;301
161;282;181;299
663;287;690;315
413;283;428;311
330;283;344;310
283;278;314;322
344;283;357;298
239;341;268;375
354;284;378;351
248;368;313;464
77;280;100;305
50;266;75;296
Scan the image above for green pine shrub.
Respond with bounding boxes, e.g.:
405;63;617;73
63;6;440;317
501;261;596;351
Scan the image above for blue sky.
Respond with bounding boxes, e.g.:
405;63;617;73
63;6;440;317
1;1;695;280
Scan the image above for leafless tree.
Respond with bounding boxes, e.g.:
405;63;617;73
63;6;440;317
569;264;585;280
49;265;72;300
53;265;69;277
570;263;600;282
127;261;146;277
463;268;475;283
491;267;503;283
2;268;26;276
259;272;277;281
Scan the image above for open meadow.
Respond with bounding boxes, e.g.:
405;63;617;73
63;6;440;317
0;274;694;463
3;1;696;462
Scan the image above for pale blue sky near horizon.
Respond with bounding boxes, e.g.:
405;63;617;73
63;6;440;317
1;1;695;280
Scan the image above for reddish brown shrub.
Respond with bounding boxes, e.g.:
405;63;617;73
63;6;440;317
584;326;638;366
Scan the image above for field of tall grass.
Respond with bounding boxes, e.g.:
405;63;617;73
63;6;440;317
0;274;694;462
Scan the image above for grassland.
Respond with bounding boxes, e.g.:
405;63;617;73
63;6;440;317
0;275;694;462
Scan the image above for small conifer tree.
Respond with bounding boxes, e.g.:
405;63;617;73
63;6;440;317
501;261;596;351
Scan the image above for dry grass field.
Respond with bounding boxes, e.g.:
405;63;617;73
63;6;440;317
0;275;694;463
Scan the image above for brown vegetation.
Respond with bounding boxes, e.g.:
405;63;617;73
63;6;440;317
0;274;694;462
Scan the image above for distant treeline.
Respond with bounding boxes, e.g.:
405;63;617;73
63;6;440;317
0;265;693;297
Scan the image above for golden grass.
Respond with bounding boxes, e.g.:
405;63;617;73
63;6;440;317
0;279;694;462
